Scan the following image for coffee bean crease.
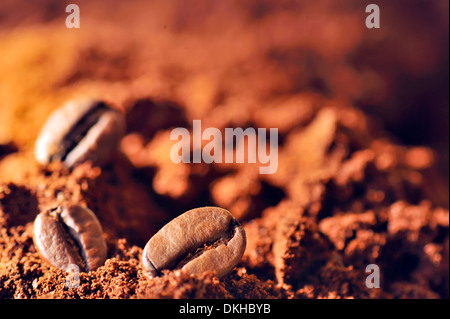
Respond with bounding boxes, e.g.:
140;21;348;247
142;207;246;278
33;204;107;272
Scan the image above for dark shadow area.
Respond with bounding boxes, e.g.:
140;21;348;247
0;184;40;228
245;180;286;221
378;236;420;283
125;98;189;141
0;142;18;159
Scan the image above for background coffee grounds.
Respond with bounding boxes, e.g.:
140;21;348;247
0;0;448;299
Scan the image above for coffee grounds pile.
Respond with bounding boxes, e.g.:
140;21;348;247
0;0;448;299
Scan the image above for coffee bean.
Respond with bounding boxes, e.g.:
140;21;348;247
34;98;125;168
33;204;107;272
142;207;246;278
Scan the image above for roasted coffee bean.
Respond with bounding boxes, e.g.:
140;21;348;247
34;98;125;168
33;204;107;272
142;207;246;278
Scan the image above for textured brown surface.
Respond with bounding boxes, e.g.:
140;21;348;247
0;0;448;299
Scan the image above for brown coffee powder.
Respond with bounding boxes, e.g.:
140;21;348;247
0;0;448;299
